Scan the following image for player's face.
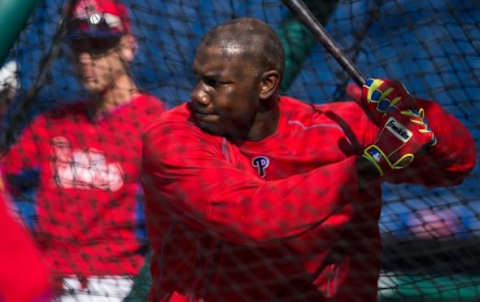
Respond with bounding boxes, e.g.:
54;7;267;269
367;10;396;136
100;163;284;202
190;45;262;139
69;37;127;94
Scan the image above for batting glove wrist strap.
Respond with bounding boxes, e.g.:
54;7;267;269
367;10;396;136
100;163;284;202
362;144;415;177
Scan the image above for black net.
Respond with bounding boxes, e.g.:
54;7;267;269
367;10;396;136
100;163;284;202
2;0;479;301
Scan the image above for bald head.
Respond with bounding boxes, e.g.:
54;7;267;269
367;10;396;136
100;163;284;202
199;18;285;78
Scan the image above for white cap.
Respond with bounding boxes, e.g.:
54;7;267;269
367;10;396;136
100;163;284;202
0;61;20;92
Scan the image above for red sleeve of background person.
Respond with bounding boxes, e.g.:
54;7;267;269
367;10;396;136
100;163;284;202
143;116;360;246
0;183;52;302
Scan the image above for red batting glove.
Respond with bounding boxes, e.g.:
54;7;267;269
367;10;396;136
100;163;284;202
347;78;417;125
362;108;437;177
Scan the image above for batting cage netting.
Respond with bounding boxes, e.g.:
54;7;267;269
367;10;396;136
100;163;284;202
1;0;479;301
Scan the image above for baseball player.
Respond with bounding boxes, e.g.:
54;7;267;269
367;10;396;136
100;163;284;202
142;18;476;301
1;0;165;300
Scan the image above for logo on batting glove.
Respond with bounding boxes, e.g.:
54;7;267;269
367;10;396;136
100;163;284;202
362;107;436;177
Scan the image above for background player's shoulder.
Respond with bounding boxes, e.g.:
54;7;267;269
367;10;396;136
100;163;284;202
156;102;190;122
132;94;168;125
138;93;167;112
43;100;86;120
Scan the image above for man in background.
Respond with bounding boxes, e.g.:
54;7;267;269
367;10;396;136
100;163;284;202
1;0;165;300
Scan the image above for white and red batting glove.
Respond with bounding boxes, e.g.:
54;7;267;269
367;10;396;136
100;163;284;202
363;108;436;176
349;78;437;176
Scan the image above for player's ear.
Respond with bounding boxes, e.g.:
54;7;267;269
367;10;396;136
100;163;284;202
259;70;280;100
118;34;137;62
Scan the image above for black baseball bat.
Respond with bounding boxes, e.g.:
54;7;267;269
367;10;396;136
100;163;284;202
281;0;365;86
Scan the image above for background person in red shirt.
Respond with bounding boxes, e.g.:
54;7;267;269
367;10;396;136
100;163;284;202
142;18;476;301
1;0;165;300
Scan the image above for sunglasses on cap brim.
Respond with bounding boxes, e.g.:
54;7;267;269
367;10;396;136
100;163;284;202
65;13;125;40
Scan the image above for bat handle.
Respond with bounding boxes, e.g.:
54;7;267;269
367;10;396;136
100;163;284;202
281;0;366;86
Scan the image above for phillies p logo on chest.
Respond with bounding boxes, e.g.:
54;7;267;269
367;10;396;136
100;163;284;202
251;156;270;177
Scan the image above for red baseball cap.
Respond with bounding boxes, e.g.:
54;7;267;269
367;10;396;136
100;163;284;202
66;0;131;39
